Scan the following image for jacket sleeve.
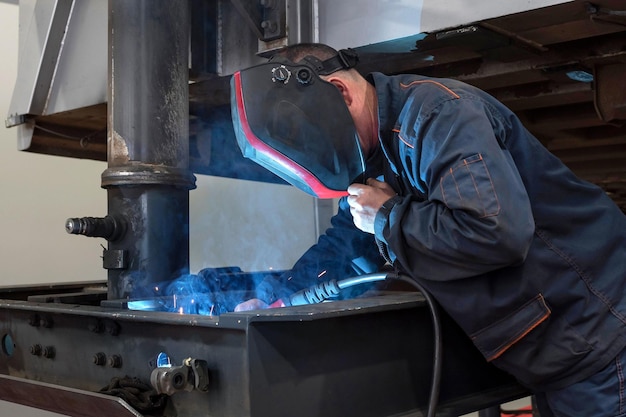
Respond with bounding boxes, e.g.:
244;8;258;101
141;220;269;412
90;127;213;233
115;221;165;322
375;95;535;281
255;197;385;303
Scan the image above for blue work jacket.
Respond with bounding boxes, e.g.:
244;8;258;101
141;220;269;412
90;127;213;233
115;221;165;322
257;72;626;391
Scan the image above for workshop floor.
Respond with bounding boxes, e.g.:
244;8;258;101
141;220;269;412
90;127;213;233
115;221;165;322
460;397;532;417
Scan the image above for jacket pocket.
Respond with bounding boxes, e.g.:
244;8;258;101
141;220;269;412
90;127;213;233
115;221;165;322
439;153;500;218
470;294;551;361
471;294;595;388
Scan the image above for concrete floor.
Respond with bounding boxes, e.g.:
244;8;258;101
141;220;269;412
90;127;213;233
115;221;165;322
460;397;532;417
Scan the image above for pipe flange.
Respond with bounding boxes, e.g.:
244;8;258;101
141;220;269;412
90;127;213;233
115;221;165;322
101;164;196;190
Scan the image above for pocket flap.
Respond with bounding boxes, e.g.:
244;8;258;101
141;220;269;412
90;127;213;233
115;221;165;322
470;294;551;361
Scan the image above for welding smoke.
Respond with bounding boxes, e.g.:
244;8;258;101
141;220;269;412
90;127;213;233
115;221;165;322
141;268;285;315
156;272;227;315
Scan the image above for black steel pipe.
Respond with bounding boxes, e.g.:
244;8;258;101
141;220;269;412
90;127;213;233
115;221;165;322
104;0;195;300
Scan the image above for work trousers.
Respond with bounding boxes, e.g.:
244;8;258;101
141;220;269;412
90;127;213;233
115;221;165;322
534;347;626;417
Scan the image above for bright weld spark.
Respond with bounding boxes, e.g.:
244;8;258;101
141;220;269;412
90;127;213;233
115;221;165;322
178;307;184;314
209;304;215;316
317;270;327;278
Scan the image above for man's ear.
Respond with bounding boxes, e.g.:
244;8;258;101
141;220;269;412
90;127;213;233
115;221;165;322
327;77;353;107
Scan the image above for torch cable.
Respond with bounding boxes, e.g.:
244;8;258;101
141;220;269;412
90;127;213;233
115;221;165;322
386;272;442;417
286;272;442;417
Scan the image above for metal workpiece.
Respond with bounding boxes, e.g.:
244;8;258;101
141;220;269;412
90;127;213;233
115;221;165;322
0;293;525;417
108;0;190;168
104;0;195;300
104;185;192;299
101;164;196;189
0;374;144;417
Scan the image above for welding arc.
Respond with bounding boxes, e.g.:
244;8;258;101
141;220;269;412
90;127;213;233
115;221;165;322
286;272;442;417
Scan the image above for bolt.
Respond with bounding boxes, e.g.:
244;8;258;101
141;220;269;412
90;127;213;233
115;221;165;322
260;0;276;8
88;320;104;333
108;354;122;368
172;371;187;389
30;344;42;356
42;346;55;359
261;20;277;32
105;320;120;336
39;316;53;328
93;352;106;366
28;314;40;327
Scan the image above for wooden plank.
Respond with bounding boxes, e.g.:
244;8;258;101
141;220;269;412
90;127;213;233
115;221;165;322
519;20;625;45
492;82;593;111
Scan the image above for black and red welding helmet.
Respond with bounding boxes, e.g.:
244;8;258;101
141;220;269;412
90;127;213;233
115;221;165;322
230;49;365;198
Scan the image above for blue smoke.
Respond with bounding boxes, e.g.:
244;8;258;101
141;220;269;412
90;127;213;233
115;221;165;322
128;267;285;315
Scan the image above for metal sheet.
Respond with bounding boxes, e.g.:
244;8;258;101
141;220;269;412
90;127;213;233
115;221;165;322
0;293;527;417
7;0;107;130
0;374;142;417
318;0;574;51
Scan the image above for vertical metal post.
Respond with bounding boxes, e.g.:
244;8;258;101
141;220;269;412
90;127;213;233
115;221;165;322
103;0;195;300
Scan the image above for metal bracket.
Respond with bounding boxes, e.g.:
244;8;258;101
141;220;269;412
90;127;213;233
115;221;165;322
150;358;210;396
102;249;128;270
230;0;286;41
594;63;626;122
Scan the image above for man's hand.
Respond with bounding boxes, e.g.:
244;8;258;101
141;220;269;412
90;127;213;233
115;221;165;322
347;178;396;234
234;298;269;312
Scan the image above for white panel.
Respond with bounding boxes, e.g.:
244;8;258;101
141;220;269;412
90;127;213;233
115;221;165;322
319;0;573;50
6;0;56;116
1;2;107;286
190;175;319;273
45;0;107;114
7;0;107;119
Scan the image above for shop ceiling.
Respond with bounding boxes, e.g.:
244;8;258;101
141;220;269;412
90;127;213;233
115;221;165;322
21;0;626;211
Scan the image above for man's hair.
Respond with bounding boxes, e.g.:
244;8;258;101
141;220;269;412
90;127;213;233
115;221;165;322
274;43;339;64
272;43;359;80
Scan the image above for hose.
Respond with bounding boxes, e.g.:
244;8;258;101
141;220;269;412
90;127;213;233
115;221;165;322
285;272;442;417
389;272;442;417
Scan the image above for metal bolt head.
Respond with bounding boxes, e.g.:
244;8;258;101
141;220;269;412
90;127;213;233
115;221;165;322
260;0;276;8
28;314;40;327
93;352;106;366
39;316;53;328
42;346;55;359
105;320;121;336
88;320;104;333
261;20;277;32
30;344;42;356
108;354;122;368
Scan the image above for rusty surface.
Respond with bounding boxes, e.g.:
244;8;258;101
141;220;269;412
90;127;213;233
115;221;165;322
0;374;142;417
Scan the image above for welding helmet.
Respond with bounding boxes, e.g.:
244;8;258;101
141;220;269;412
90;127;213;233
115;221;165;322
230;49;365;198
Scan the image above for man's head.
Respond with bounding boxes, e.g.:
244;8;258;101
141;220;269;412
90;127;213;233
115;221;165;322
271;43;379;156
271;43;358;76
274;43;338;63
230;43;379;198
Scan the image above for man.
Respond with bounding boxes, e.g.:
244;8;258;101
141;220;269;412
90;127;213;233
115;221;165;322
232;43;626;416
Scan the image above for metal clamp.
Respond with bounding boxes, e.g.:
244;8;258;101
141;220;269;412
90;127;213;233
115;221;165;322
150;357;210;396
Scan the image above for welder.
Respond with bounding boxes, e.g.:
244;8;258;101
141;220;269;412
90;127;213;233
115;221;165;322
231;43;626;417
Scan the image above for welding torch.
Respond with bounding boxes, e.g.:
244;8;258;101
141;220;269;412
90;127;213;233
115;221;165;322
268;272;390;307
